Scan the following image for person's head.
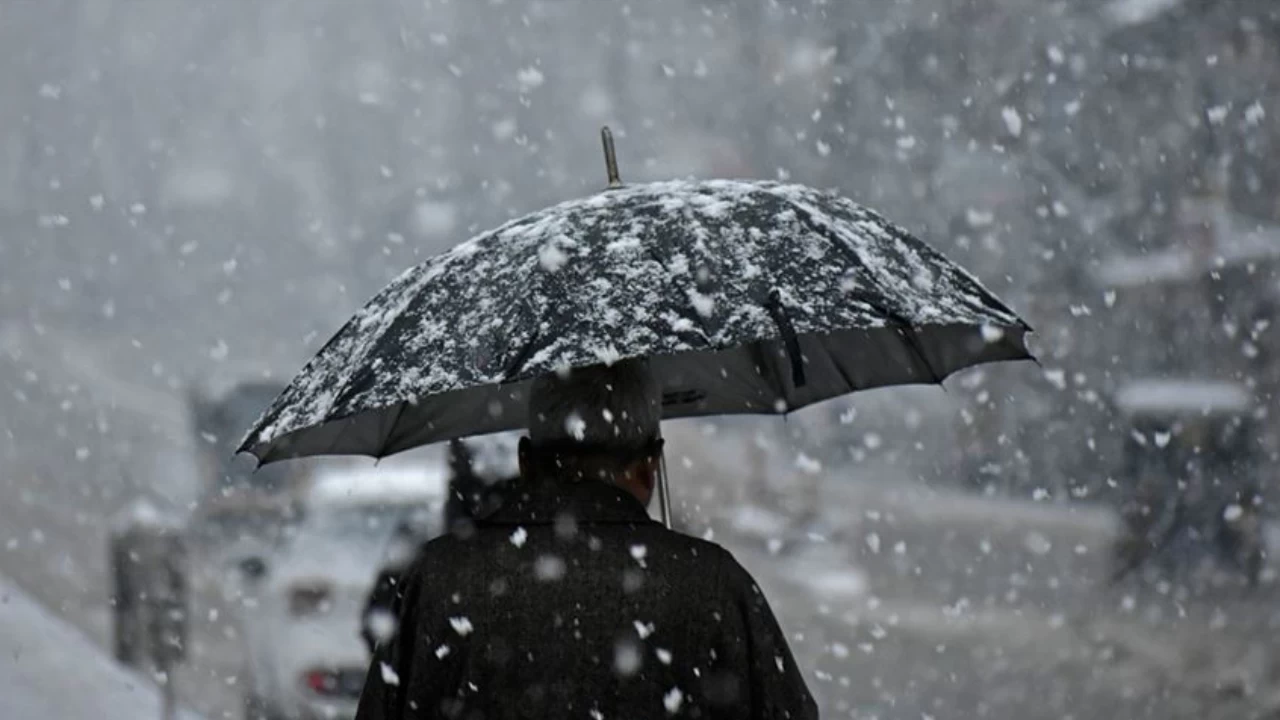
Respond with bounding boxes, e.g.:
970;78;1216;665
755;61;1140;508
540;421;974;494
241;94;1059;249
519;358;664;506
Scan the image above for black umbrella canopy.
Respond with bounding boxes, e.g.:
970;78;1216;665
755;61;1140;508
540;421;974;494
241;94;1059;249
240;173;1031;464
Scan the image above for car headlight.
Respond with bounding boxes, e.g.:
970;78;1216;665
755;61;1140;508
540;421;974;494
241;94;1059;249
288;581;333;617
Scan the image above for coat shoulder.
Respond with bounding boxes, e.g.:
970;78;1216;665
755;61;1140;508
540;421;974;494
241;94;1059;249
397;532;466;582
666;533;760;594
639;526;742;576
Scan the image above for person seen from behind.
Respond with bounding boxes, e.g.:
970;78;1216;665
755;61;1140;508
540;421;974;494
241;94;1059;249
355;358;817;719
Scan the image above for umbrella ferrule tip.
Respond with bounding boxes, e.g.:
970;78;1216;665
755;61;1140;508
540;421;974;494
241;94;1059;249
601;126;622;188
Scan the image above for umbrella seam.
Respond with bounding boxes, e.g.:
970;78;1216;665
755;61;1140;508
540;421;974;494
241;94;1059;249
501;328;542;384
373;401;410;459
780;198;948;384
641;242;715;347
822;334;860;395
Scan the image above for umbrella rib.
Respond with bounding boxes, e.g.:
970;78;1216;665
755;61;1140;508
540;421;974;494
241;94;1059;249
372;401;410;459
823;335;859;395
747;340;787;412
501;329;542;383
895;323;944;385
781;201;946;384
641;243;715;347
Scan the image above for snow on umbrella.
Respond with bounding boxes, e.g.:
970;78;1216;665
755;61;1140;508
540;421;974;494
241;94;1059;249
239;129;1032;466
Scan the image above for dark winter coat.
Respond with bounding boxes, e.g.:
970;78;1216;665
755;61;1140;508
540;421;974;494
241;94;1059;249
354;477;817;720
362;474;516;654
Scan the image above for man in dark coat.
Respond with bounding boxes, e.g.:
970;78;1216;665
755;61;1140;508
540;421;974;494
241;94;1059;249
355;359;817;719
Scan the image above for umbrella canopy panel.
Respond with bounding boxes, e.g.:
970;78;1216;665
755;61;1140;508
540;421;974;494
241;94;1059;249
241;179;1030;464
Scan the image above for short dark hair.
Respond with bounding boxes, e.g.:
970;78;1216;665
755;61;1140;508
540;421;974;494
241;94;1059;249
527;358;662;455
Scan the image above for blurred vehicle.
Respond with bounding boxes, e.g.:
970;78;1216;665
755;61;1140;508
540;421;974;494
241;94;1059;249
1110;378;1264;587
235;461;447;720
183;381;313;580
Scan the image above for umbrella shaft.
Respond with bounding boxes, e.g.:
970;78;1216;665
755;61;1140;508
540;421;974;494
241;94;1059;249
658;455;673;529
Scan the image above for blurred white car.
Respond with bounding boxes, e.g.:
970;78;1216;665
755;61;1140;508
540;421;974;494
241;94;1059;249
233;462;446;720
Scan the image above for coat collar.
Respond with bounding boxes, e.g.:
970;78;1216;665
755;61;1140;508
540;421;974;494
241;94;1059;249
478;476;656;527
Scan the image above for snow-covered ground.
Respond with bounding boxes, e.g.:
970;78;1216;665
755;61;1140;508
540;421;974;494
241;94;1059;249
0;573;203;720
700;471;1280;720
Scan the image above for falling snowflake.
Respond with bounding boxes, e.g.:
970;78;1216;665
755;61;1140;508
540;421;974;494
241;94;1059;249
516;66;545;92
633;620;655;639
535;555;567;581
966;208;995;227
615;640;642;676
380;662;400;686
655;648;673;665
629;544;647;569
435;644;451;659
1001;106;1023;137
510;527;528;548
1024;532;1053;555
491;118;517;141
795;453;822;474
209;340;229;361
1042;368;1067;390
980;325;1005;343
367;610;398;643
1244;101;1266;126
663;687;684;713
449;616;474;636
563;412;587;441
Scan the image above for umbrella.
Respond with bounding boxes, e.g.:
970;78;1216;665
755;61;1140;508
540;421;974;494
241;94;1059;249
239;129;1032;520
